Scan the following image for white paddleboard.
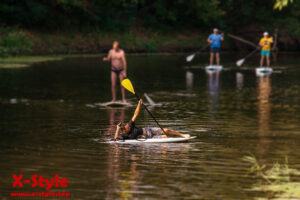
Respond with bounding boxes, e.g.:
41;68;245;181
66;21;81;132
205;65;223;73
100;101;131;107
256;67;273;76
107;136;196;144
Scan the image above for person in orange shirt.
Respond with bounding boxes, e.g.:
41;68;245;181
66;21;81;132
259;32;273;67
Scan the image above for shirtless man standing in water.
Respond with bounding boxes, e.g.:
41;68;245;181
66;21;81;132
103;41;127;102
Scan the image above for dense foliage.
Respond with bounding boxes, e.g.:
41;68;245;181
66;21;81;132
274;0;294;10
0;0;299;33
0;0;299;55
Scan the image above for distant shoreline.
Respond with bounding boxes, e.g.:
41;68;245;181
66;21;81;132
0;29;210;56
0;28;300;57
1;52;300;69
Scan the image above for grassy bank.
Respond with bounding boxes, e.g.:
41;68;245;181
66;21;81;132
0;27;210;56
0;54;103;68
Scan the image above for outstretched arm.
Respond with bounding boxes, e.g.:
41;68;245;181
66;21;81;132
103;50;112;61
114;123;121;139
131;99;143;122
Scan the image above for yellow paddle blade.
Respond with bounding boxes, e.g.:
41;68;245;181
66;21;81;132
121;78;135;94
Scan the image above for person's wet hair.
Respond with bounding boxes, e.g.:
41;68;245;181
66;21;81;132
119;122;126;131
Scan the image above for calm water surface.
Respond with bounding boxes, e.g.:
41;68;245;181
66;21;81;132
0;53;300;199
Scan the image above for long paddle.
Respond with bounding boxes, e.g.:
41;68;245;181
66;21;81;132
186;30;226;62
186;43;210;62
228;33;258;49
236;48;260;67
121;78;166;134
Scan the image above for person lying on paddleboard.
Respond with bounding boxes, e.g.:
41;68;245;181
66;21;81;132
112;99;190;140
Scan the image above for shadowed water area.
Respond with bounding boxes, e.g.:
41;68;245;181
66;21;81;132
0;53;300;199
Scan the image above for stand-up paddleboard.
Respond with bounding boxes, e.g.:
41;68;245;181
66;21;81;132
256;67;273;76
205;65;223;73
107;136;196;144
101;101;131;107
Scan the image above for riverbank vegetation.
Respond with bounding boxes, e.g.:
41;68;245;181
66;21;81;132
244;155;300;199
0;27;207;55
0;0;300;56
0;54;102;68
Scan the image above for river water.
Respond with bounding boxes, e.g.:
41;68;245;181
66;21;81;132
0;53;300;199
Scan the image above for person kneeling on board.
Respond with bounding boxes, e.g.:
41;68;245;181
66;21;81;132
112;99;189;140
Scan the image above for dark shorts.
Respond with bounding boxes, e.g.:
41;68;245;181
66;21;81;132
111;68;124;76
210;47;220;54
144;127;162;138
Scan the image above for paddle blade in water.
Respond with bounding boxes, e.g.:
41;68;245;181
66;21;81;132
144;93;155;105
121;78;135;94
236;59;245;67
186;54;195;62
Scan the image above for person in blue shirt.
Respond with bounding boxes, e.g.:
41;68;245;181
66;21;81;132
207;28;224;66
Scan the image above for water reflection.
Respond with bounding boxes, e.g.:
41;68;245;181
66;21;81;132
207;71;220;115
236;72;244;90
106;108;126;138
105;143;192;199
1;54;300;200
185;70;194;91
106;145;140;199
256;76;272;163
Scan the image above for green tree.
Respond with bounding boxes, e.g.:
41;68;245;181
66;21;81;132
274;0;294;10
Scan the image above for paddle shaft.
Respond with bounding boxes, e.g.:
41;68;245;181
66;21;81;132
228;33;258;48
237;48;260;67
195;43;210;54
186;43;210;62
244;48;259;59
134;95;167;135
200;31;225;53
187;31;225;61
